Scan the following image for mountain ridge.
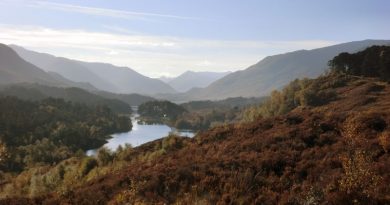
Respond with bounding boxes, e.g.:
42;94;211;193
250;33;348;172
9;45;176;95
8;45;118;91
77;61;176;95
184;39;390;100
0;43;86;89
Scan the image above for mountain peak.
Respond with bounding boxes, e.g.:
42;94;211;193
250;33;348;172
0;43;23;63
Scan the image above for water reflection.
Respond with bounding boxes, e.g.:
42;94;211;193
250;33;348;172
87;109;194;156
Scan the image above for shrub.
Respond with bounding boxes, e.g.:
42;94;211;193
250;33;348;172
339;150;381;199
79;157;98;177
115;144;134;161
97;147;114;166
162;135;183;151
110;181;147;205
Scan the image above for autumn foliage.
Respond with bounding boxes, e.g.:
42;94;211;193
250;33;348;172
2;46;390;204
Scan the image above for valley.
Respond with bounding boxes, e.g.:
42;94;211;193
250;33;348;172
0;1;388;203
0;43;390;204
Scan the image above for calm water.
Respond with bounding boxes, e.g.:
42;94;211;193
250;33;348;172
87;107;195;156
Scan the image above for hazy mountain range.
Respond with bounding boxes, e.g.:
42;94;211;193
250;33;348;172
8;44;233;95
158;76;174;83
161;71;231;92
2;40;390;102
0;44;93;90
0;43;156;108
179;39;390;100
10;45;176;95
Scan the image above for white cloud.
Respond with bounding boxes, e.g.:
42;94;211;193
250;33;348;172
25;0;198;21
196;60;213;67
107;50;119;56
0;25;337;77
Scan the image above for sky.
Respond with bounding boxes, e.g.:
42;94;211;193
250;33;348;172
0;0;389;77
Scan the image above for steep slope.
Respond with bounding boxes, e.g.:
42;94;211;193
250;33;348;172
79;62;177;95
168;71;231;92
47;58;118;91
0;43;64;86
10;45;177;95
9;45;118;92
188;39;390;100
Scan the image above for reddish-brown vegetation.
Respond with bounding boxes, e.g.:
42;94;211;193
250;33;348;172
3;76;390;204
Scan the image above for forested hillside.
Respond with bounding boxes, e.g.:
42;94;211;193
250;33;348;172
137;98;261;131
94;91;155;106
0;97;131;172
329;45;390;80
0;84;132;113
138;100;188;124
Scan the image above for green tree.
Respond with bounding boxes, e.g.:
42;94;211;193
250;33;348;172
97;147;114;166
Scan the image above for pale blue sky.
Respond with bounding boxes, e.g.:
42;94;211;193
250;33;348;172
0;0;388;77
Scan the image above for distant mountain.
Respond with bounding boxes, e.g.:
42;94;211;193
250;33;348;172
78;62;177;95
0;43;64;86
158;76;174;83
10;45;176;95
167;71;231;92
0;43;93;91
186;39;390;100
9;45;119;92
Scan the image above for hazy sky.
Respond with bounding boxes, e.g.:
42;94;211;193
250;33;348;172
0;0;389;77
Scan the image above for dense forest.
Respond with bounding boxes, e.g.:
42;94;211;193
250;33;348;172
0;97;132;172
138;100;188;124
329;45;390;80
138;99;254;131
174;106;242;130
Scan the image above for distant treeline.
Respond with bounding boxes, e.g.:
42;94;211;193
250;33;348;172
329;45;390;80
138;97;264;130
